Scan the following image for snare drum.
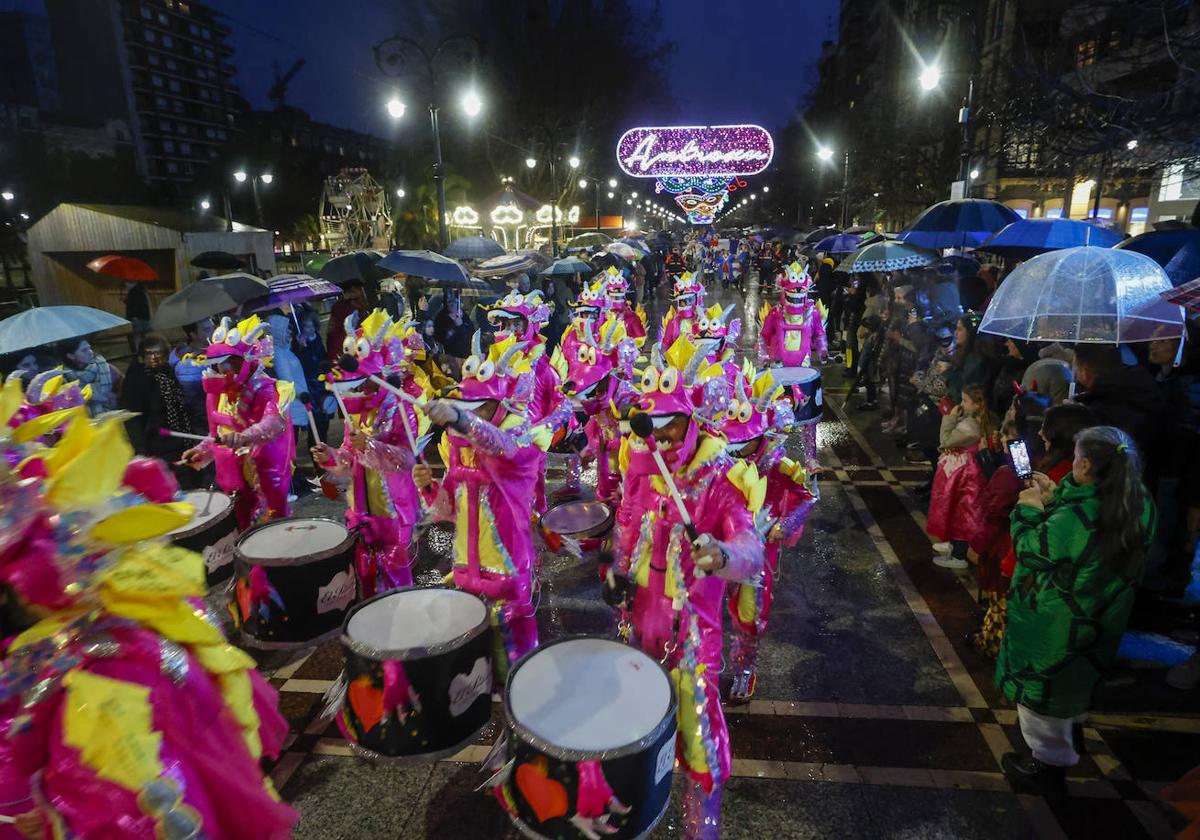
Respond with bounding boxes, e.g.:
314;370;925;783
502;637;676;839
336;587;493;762
167;490;237;588
771;366;823;424
539;499;614;557
232;518;358;649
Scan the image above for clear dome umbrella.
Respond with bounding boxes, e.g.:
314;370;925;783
979;246;1184;344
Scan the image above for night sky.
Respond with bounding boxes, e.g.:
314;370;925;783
205;0;838;138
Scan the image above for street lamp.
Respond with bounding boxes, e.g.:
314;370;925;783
607;191;614;199
567;155;580;169
231;171;272;229
396;188;406;198
816;146;834;162
525;157;537;169
763;186;770;193
232;170;248;183
1;191;13;202
200;199;211;210
578;178;588;189
1126;139;1138;151
386;96;406;119
608;178;618;189
969;169;980;180
918;64;941;92
461;90;483;117
816;144;850;228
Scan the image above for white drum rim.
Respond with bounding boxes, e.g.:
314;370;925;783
234;517;356;567
167;490;233;540
763;365;821;385
539;500;614;538
340;586;491;660
503;635;677;762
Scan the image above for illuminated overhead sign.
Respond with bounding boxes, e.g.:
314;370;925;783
616;125;774;178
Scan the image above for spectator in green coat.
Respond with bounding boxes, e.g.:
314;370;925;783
997;425;1156;801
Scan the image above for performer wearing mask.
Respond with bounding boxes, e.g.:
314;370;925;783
598;267;647;346
660;272;705;347
181;315;295;529
604;336;766;840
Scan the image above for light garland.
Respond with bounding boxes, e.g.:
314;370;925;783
534;204;581;224
490;204;524;225
451;205;479;226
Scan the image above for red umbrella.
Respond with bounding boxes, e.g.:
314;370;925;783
1162;277;1200;314
86;254;158;282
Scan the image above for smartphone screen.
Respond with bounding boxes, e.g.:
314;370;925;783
1008;439;1033;480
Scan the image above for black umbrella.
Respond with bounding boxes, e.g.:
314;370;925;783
319;250;392;285
190;251;246;271
198;272;270;303
153;282;244;330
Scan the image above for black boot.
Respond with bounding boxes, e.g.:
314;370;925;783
1001;752;1067;802
1072;723;1086;757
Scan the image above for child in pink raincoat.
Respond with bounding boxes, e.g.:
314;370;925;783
927;384;993;568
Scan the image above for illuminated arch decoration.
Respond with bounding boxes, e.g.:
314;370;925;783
616;125;774;178
655;175;734;195
675;192;729;225
451;205;480;226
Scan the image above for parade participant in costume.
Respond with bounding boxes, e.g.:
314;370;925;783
660;272;705;347
181;315;295;529
314;309;432;596
4;369;89;436
721;363;816;701
415;334;550;682
604;336;766;840
695;303;741;373
560;281;606;348
0;412;296;839
550;313;639;506
599;267;647;346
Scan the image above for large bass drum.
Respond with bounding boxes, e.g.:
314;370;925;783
334;587;494;762
501;637;676;840
167;490;238;588
232;518;358;649
771;366;823;424
539;499;614;559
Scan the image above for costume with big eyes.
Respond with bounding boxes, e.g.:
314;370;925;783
610;337;765;840
422;336;549;683
190;315;294;530
318;310;431;596
660;272;705;348
721;367;817;701
598;268;647;345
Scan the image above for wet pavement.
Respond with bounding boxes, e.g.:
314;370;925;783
247;270;1197;839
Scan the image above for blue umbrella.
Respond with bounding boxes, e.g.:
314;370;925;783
541;257;593;275
977;218;1123;260
0;305;129;355
813;231;884;254
897;199;1021;251
1115;228;1200;286
443;236;506;261
378;249;472;286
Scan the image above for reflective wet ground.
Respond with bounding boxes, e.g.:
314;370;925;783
255;271;1198;839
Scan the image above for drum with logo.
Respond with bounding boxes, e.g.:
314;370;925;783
539;499;614;558
771;366;823;424
334;587;493;762
501;637;676;840
167;490;238;588
232;518;358;649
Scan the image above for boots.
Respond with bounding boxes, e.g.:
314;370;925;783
1001;752;1067;802
727;633;758;705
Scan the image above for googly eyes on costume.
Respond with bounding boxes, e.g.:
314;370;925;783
576;345;589;364
355;337;371;359
477;359;495;381
211;325;228;344
697;316;711;332
641;367;660;392
738;402;753;423
587;346;597;365
462;355;481;378
658;368;679;393
342;336;356;356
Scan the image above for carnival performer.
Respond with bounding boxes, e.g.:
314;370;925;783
314;309;432;596
722;363;817;702
599;267;647;346
413;334;550;682
560;280;606;348
4;369;89;436
694;303;742;373
604;335;766;840
181;314;294;529
487;290;575;511
758;260;828;469
659;271;705;347
550;313;639;506
0;411;296;839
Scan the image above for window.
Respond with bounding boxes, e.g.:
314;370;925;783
201;26;211;40
1130;207;1149;223
198;88;209;100
205;126;216;138
1088;207;1113;220
172;100;184;114
141;5;152;19
166;58;177;71
191;43;202;56
204;48;214;60
1045;208;1063;219
1158;160;1200;202
168;79;181;92
1074;39;1097;68
1013;207;1028;219
144;28;157;43
147;53;159;65
162;35;174;48
179;142;191;155
162;139;176;153
151;74;164;88
1003;130;1039;170
166;161;178;174
183;162;193;175
217;129;226;140
155;95;168;110
208;148;219;159
188;23;199;35
158;12;168;24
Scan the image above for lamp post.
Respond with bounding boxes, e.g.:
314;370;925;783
816;145;849;228
918;62;976;197
374;35;481;251
233;170;273;230
525;130;580;257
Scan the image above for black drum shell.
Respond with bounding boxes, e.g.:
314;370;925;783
777;367;822;424
232;518;358;649
337;587;495;762
169;493;238;587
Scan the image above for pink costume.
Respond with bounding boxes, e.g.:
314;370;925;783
186;315;294;529
757;261;827;467
550;313;638;506
607;336;765;840
926;410;985;543
599;267;647;345
3;371;88;452
319;309;431;596
423;335;550;683
721;366;816;702
0;415;295;839
487;291;574;512
659;272;705;348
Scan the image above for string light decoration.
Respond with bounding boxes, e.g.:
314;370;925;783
616;125;774;178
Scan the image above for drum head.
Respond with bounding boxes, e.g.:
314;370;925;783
769;366;820;386
239;519;348;559
167;490;232;536
540;500;611;536
347;588;486;655
508;638;671;753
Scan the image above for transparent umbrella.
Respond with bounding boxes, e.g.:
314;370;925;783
978;247;1184;344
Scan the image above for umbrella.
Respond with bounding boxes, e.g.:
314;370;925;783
977;218;1123;261
0;306;129;355
619;236;652;253
474;253;537;278
978;247;1183;344
245;274;341;313
837;241;939;273
565;232;613;250
1161;277;1200;314
813;232;876;254
842;225;874;235
378;250;472;287
153;279;263;331
319;250;391;285
513;249;554;271
86;254;157;282
190;251;245;271
303;254;333;274
605;242;644;260
896;199;1021;251
198;272;270;304
541;257;594;275
443;236;506;261
1115;228;1200;285
801;226;838;244
935;255;982;281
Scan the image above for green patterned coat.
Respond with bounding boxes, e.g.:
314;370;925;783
995;477;1155;719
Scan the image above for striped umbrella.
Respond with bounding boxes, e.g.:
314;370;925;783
444;236;506;261
474;253;537;278
245;274;341;313
837;241;938;273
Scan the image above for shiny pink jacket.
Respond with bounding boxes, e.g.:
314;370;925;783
759;301;827;367
200;375;293;496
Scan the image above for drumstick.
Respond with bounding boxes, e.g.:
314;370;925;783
369;374;426;409
201;483;215;517
159;428;213;442
298;392;322;446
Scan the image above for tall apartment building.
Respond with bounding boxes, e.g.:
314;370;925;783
44;0;239;190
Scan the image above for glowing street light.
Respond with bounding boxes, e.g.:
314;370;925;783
578;178;588;189
567;155;581;169
763;185;770;192
1126;139;1138;150
969;169;979;180
386;96;406;119
396;188;406;198
525;157;537;169
816;146;834;162
631;191;638;199
607;191;614;199
200;198;211;210
259;173;273;184
608;178;618;188
919;64;941;91
1;191;13;201
232;170;248;182
461;90;483;116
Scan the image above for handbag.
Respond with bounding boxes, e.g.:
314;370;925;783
975;444;1002;479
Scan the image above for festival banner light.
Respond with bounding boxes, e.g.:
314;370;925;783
616;125;774;178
